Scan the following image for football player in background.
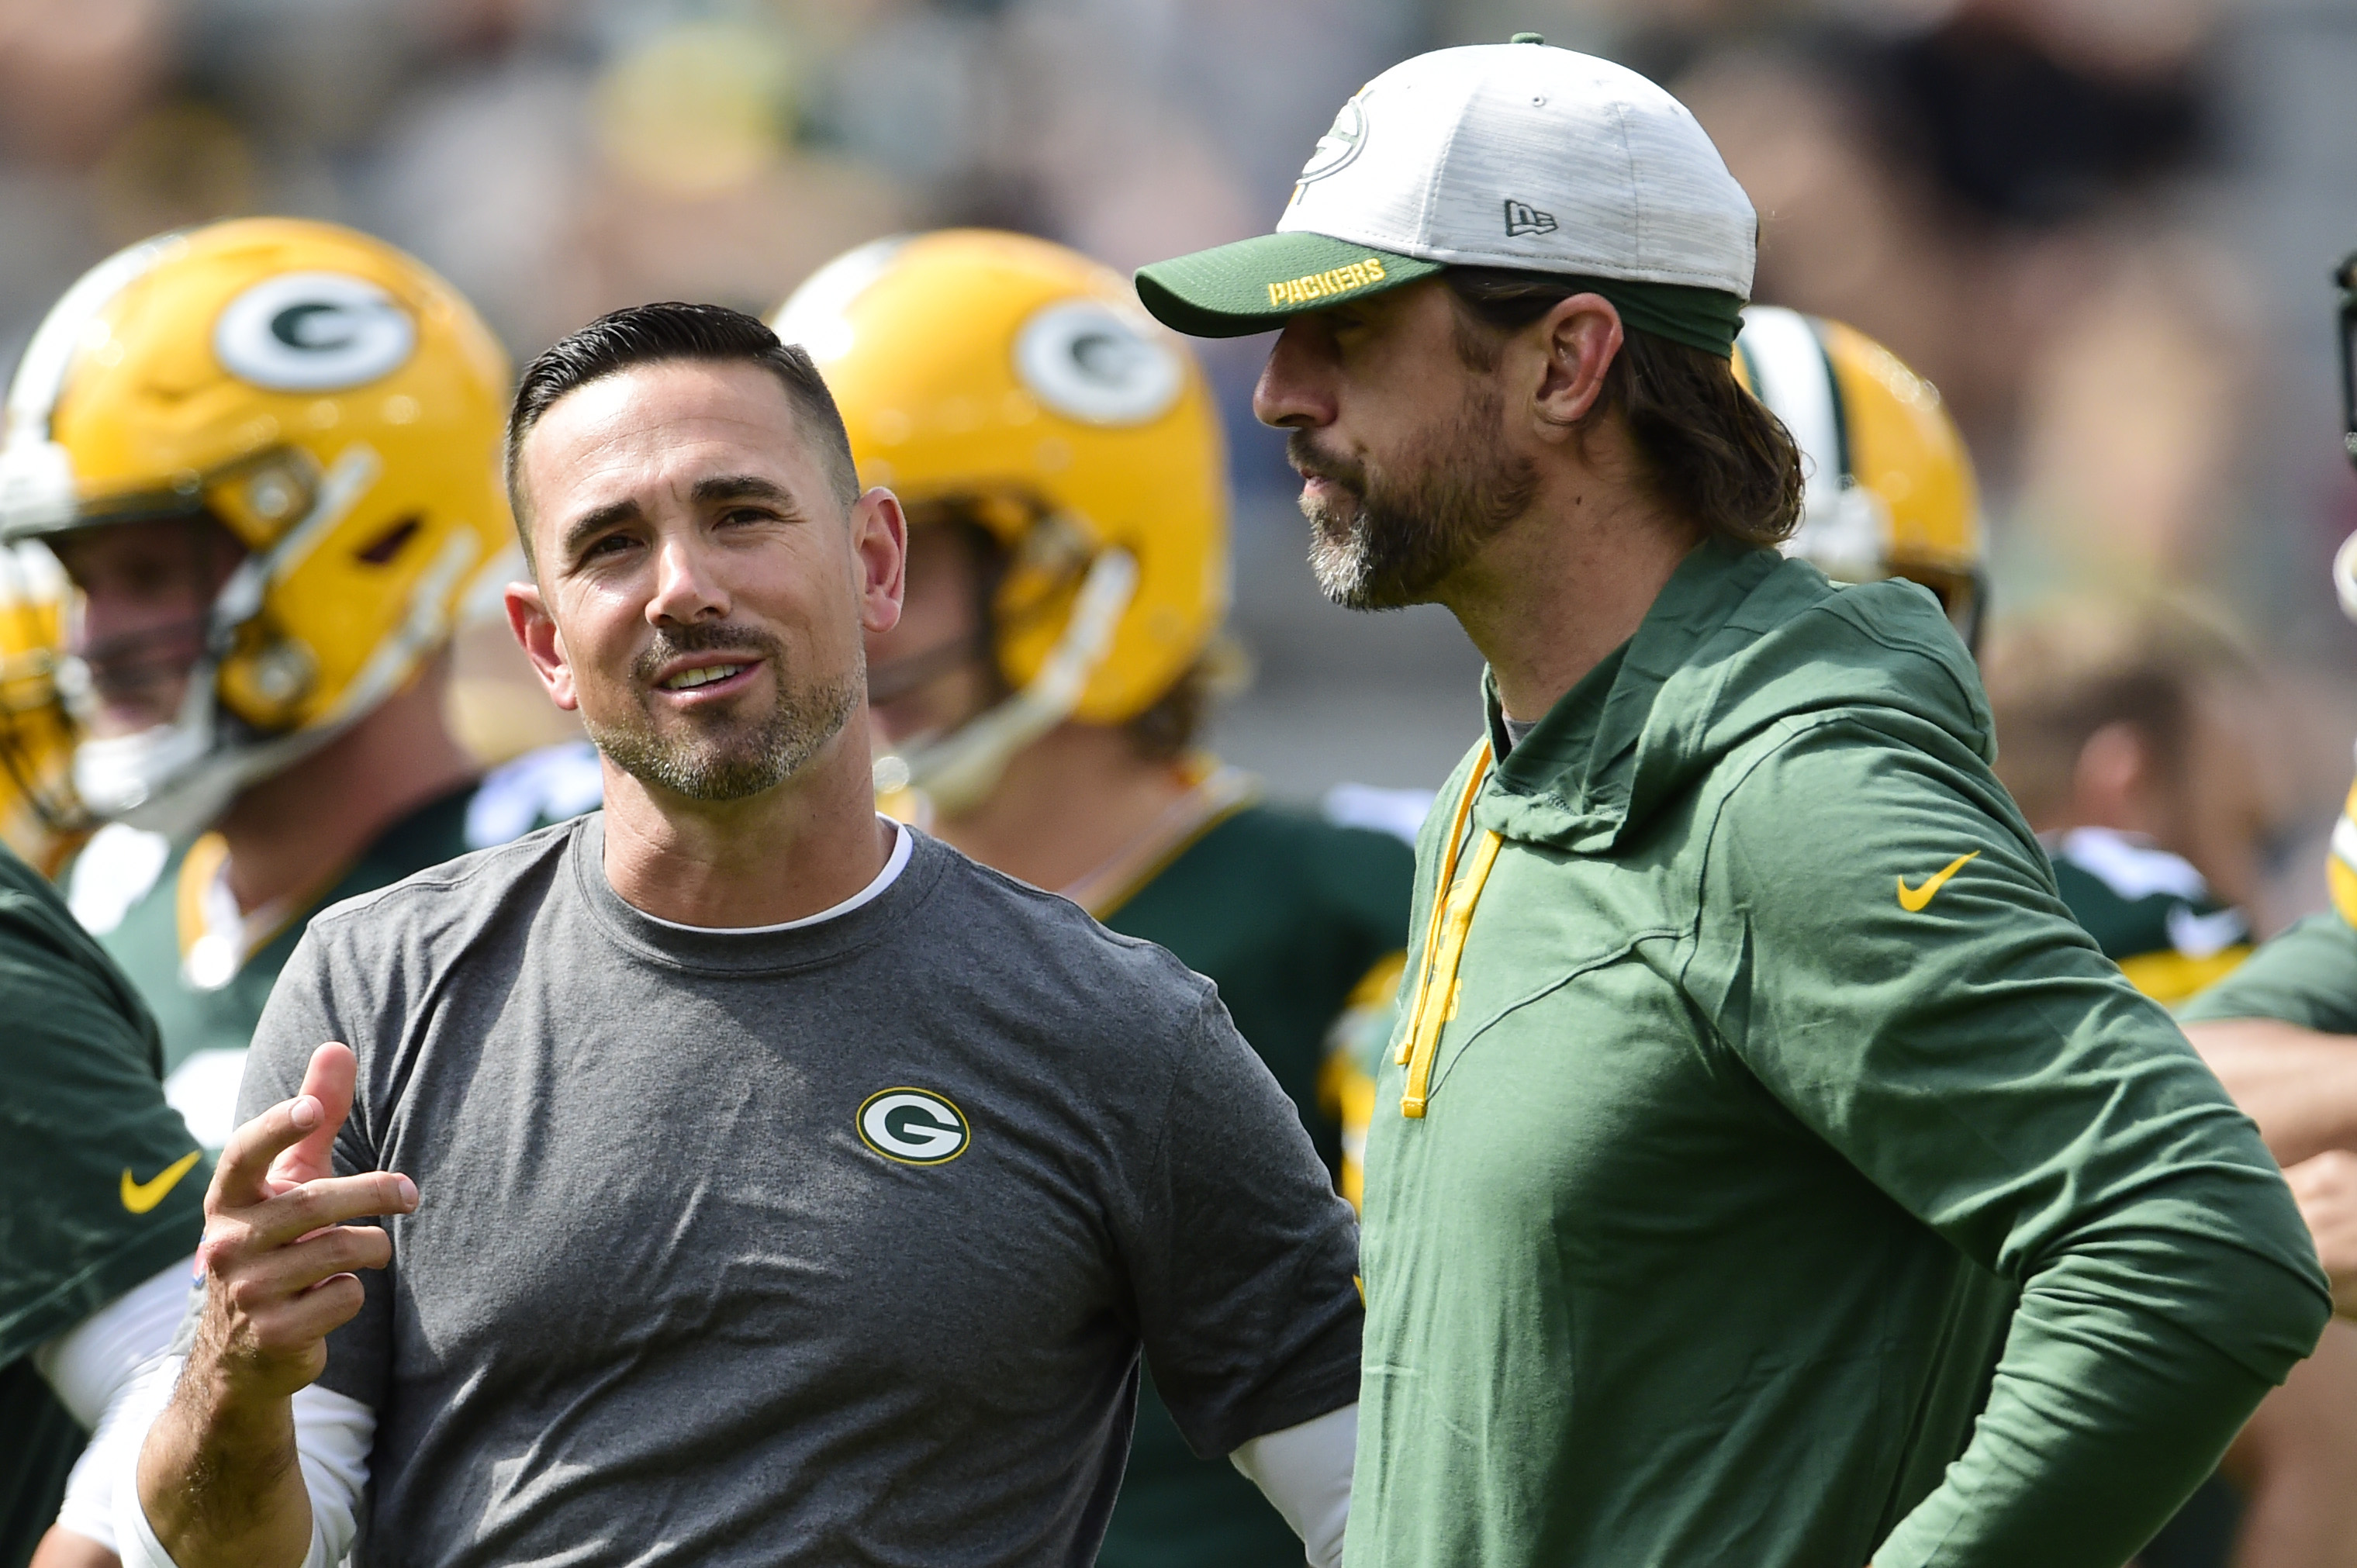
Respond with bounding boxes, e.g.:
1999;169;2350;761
773;230;1412;1568
0;218;600;1158
1733;303;1986;658
0;549;199;1568
1981;600;2262;1005
2162;252;2357;1568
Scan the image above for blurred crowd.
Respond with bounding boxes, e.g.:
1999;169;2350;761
1;0;2353;923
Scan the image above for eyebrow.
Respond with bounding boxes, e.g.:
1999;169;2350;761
556;474;808;564
690;473;800;510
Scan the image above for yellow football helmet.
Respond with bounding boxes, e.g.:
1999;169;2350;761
0;218;517;837
773;230;1228;813
0;544;86;872
1734;306;1987;652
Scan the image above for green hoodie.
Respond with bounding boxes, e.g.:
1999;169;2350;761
1351;540;2329;1568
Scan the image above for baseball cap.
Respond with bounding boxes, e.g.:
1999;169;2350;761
1134;36;1757;356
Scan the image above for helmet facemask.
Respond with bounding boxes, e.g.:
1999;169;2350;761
0;219;519;837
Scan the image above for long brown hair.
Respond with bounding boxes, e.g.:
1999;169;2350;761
1444;268;1803;549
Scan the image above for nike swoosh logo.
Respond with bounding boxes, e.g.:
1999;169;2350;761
121;1150;202;1214
1898;851;1979;913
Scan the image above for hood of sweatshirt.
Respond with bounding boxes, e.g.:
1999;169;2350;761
1474;537;1994;855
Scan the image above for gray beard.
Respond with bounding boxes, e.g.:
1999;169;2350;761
1293;392;1537;611
587;627;863;803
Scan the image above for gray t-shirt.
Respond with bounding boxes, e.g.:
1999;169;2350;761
239;816;1361;1566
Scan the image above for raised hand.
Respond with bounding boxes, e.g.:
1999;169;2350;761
139;1043;418;1568
186;1041;416;1402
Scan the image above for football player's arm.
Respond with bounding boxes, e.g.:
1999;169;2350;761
1127;995;1364;1568
1229;1402;1356;1568
2286;1150;2357;1321
2178;914;2357;1165
127;1044;410;1568
30;1256;192;1559
1694;726;2331;1568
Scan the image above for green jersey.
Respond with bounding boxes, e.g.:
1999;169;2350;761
1087;768;1412;1568
67;741;604;1149
0;843;206;1568
2046;827;2251;1006
1355;541;2327;1568
2181;778;2357;1030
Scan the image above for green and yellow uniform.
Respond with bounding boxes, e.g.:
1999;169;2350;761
1084;763;1411;1568
1353;541;2327;1568
0;843;205;1568
2179;778;2357;1031
67;742;603;1148
2047;827;2252;1007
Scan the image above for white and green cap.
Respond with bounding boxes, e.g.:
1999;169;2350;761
1135;36;1756;356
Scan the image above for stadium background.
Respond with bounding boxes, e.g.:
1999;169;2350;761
3;0;2354;928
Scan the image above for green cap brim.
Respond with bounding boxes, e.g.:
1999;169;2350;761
1135;233;1442;339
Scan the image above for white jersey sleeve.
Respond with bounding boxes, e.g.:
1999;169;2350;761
35;1259;192;1549
1229;1401;1356;1568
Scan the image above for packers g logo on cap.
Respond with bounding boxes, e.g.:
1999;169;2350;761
857;1086;972;1166
1297;92;1367;185
213;271;417;392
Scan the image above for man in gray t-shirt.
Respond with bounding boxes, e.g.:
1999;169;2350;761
237;812;1357;1563
124;303;1363;1567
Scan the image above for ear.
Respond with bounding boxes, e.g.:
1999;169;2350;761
851;485;907;637
504;579;578;713
1528;292;1625;437
2073;720;2151;824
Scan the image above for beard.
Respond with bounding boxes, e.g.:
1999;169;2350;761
585;621;862;803
1290;382;1539;610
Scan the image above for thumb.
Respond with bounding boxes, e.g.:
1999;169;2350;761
272;1042;357;1190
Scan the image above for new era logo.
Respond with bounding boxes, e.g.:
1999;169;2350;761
1504;199;1557;238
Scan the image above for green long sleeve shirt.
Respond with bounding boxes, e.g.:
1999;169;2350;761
1350;540;2329;1568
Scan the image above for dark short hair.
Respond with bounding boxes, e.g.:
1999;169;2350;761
503;302;860;564
1443;268;1803;551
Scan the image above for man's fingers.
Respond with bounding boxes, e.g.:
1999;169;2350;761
209;1091;331;1211
231;1171;417;1251
221;1223;394;1307
277;1042;358;1188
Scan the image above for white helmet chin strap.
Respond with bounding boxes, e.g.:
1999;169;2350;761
874;547;1139;817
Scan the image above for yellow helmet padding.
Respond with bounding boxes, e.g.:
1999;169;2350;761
9;218;514;737
779;230;1228;725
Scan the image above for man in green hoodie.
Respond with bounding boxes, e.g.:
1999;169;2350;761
1133;36;2331;1568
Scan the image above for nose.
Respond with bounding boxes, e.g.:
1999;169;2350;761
1251;318;1336;431
646;534;730;626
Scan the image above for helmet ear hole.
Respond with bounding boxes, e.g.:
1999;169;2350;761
355;513;422;565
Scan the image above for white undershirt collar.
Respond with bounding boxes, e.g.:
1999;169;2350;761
634;819;911;934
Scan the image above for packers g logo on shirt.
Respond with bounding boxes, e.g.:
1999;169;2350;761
857;1087;972;1166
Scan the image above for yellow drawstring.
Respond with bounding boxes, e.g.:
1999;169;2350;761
1397;749;1503;1118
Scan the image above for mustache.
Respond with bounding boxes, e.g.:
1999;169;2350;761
1285;431;1367;493
631;621;786;686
